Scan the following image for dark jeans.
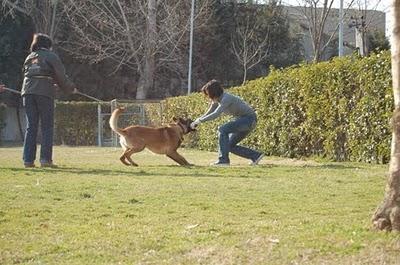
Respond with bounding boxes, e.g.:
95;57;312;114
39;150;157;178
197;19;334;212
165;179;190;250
217;114;262;163
22;94;54;164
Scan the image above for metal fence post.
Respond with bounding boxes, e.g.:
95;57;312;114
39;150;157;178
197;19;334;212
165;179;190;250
97;103;102;147
140;103;145;125
111;99;118;147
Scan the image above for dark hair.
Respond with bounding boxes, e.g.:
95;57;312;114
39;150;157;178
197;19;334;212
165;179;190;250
201;79;223;99
30;33;52;52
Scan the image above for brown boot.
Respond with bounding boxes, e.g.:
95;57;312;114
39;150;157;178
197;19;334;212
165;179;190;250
40;162;58;168
24;163;35;168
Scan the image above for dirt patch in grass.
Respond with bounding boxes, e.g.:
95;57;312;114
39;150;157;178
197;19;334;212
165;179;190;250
185;246;235;265
184;236;283;265
294;241;400;265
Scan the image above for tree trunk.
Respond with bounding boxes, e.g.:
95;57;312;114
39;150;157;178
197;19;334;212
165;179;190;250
242;64;247;85
136;0;157;99
372;0;400;232
136;56;155;99
49;0;58;39
313;30;323;62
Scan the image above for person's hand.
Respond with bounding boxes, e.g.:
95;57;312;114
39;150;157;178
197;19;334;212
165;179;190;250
73;88;79;94
190;118;201;129
0;84;5;93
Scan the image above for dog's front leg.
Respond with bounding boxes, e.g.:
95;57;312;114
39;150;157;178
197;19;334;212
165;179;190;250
167;151;191;166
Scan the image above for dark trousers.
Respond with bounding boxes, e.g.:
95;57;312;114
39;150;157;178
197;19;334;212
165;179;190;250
217;114;261;163
22;94;54;164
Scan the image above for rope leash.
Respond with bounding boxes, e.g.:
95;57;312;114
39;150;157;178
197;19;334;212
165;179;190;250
1;86;104;103
3;87;21;94
74;90;104;103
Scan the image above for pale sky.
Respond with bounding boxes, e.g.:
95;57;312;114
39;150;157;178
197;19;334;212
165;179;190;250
280;0;393;38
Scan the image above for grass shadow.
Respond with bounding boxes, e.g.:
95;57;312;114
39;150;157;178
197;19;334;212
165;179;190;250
302;164;361;170
0;164;276;179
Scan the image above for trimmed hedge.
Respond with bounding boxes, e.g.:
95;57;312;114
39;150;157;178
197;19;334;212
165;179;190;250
164;51;392;163
54;102;103;146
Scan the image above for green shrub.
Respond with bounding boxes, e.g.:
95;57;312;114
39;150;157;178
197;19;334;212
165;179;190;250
54;102;102;146
163;51;393;163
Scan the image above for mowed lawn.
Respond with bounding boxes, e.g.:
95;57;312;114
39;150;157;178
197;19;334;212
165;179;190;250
0;146;399;265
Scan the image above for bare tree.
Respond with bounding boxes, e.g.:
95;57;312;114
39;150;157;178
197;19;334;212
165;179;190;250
348;0;386;56
231;15;270;84
293;0;355;62
307;0;335;61
63;0;212;99
1;0;67;39
136;0;157;99
372;0;400;232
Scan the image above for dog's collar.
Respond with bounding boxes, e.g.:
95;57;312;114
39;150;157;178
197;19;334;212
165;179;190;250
177;122;187;134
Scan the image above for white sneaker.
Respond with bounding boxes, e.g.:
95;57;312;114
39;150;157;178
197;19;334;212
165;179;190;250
250;154;264;166
210;161;230;167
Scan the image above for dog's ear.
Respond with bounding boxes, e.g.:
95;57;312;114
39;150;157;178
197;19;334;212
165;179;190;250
173;117;186;123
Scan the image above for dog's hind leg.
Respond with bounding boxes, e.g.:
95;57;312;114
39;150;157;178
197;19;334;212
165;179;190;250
119;138;133;166
120;152;132;166
123;145;146;166
166;151;191;166
121;148;138;166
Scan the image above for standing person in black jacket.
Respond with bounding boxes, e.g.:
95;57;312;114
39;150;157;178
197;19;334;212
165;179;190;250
22;33;77;168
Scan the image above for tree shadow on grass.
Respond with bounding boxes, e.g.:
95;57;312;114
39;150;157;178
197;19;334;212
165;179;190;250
2;162;359;179
301;164;361;170
0;165;274;179
260;160;360;170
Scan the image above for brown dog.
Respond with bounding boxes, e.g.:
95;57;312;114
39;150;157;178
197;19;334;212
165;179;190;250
109;107;195;166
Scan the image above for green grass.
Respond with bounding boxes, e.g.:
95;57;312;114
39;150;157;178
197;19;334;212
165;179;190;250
0;146;399;264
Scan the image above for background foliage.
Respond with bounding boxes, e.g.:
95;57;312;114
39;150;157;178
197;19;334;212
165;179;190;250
163;51;392;163
2;50;391;163
0;1;301;100
0;11;33;107
0;103;5;144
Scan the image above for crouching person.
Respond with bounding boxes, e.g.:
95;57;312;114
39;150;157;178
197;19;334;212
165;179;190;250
191;80;264;166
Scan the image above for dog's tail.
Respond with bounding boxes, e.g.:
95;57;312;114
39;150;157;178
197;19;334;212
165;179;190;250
109;107;126;136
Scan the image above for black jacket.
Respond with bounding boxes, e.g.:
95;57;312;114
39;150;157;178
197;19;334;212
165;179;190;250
21;48;75;98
